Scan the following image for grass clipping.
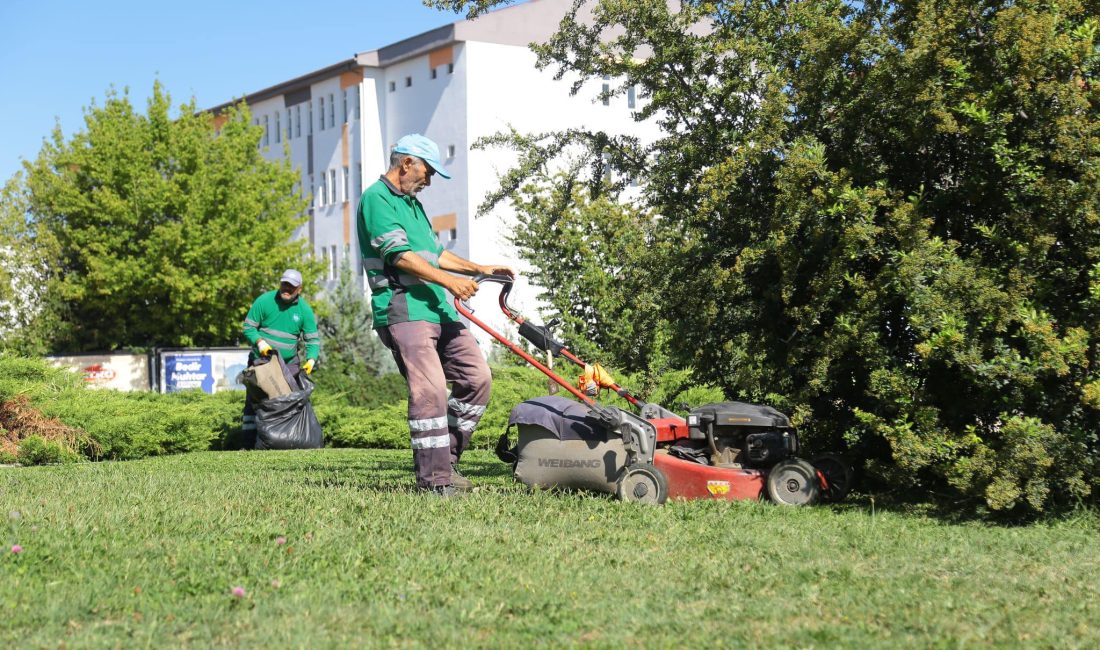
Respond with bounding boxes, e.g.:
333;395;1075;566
0;394;92;464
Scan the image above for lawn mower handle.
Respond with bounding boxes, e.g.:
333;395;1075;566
453;274;645;409
453;274;597;405
456;273;518;316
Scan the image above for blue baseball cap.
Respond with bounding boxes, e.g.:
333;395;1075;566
393;134;451;179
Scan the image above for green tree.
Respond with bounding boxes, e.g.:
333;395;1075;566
315;256;394;375
430;0;1100;514
0;174;65;354
509;174;668;375
19;82;316;351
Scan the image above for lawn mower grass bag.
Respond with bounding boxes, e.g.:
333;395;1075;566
497;395;626;494
254;374;324;450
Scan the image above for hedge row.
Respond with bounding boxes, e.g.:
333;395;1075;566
0;355;724;465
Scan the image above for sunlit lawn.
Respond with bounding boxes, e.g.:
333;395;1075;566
2;449;1098;647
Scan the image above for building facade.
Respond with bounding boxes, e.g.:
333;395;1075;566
206;0;658;349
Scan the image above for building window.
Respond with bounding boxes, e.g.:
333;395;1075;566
389;81;395;92
328;93;335;128
318;97;325;131
262;115;269;145
274;112;281;143
405;76;412;87
627;85;636;109
601;78;610;106
431;68;438;79
330;245;338;280
341;89;348;123
286;109;292;139
308;103;313;136
330;169;337;202
295;105;301;138
446;145;456;160
342;166;349;202
356;163;362;196
322;247;330;277
448;62;454;74
354;88;360;119
309;174;314;204
449;228;457;240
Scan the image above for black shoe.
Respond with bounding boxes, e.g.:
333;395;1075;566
451;465;474;491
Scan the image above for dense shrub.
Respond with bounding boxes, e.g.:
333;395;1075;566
446;0;1100;516
311;371;408;410
0;354;760;468
17;435;81;465
0;356;239;462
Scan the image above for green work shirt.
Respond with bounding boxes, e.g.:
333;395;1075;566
241;291;320;362
356;176;458;328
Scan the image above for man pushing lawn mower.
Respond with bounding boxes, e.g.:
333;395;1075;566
357;134;514;498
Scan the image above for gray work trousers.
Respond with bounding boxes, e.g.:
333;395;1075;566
377;321;491;489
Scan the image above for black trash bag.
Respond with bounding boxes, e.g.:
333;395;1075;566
254;375;323;450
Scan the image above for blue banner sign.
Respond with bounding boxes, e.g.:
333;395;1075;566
164;354;214;393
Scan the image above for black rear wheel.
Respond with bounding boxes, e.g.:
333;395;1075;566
766;459;820;506
811;453;854;503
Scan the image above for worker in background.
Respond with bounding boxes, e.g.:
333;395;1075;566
240;269;321;442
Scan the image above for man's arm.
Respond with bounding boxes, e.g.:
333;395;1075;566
438;250;514;278
300;302;321;361
242;298;264;346
392;252;480;301
393;251;515;301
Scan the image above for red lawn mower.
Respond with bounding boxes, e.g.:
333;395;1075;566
456;274;853;506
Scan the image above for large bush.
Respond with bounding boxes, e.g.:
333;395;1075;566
0;356;241;461
434;0;1100;515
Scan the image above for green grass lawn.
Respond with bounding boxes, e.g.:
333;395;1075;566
1;450;1098;648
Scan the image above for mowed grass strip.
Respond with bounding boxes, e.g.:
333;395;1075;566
1;449;1098;648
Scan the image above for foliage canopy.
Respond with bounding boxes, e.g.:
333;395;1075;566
431;0;1100;515
7;82;316;352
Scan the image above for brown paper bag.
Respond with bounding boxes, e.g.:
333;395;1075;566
242;357;293;399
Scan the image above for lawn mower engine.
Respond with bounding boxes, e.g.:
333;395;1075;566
682;402;798;469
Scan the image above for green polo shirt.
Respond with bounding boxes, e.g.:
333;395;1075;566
356;176;459;328
241;291;320;362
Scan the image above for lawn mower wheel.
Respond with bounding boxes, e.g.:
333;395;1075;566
766;458;820;506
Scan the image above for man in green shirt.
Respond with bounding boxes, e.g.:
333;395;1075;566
358;134;513;497
240;269;321;442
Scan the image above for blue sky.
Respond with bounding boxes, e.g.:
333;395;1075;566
0;1;463;183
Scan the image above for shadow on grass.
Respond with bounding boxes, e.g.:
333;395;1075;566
253;452;515;494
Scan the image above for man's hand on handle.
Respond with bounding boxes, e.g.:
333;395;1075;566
478;264;516;279
446;265;515;302
446;276;480;301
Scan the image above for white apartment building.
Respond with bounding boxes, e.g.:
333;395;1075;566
206;0;659;349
